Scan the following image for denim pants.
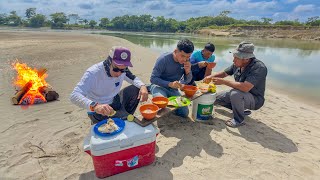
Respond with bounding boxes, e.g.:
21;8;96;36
215;89;255;123
148;84;189;118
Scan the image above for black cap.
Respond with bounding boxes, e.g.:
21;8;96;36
204;43;215;52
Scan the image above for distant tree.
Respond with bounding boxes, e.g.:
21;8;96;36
50;12;68;28
99;17;109;28
25;8;36;19
0;13;8;25
7;11;21;26
29;14;46;27
246;20;263;25
274;19;302;26
306;16;320;26
261;17;272;25
89;20;97;28
219;10;231;17
83;19;88;25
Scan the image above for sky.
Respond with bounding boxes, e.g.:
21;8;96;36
1;0;319;22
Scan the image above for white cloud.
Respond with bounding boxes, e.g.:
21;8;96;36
286;0;298;4
293;4;316;13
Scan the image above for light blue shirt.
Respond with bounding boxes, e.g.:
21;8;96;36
190;50;215;64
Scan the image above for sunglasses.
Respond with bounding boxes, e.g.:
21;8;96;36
111;63;128;73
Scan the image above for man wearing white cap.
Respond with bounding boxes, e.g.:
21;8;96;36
70;46;148;124
204;42;267;127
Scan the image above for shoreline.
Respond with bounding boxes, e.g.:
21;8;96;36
196;26;320;41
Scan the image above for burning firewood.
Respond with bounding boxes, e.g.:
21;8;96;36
11;62;59;105
11;81;32;105
39;85;59;102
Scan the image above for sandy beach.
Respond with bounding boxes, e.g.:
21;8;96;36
0;31;320;180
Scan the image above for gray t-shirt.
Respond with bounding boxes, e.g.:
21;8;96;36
224;58;267;109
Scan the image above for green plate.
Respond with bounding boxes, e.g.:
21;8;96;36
168;96;191;107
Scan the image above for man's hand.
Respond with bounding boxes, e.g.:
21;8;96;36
184;61;191;75
212;77;225;85
138;85;148;102
94;104;115;116
198;61;208;68
203;75;213;84
169;81;182;89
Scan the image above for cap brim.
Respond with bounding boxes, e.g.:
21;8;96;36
113;60;133;67
232;50;255;59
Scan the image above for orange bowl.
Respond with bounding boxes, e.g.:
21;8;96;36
139;104;159;120
152;96;169;108
183;85;198;97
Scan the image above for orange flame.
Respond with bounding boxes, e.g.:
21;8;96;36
13;62;48;105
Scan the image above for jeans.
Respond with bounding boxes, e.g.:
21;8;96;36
148;84;189;118
215;89;255;123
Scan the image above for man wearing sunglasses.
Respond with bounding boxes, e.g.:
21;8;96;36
149;39;194;118
70;46;148;124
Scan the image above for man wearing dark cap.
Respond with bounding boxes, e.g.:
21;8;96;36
70;46;148;124
149;39;194;118
204;42;267;127
188;43;216;85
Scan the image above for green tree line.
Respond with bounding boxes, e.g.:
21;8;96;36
0;8;319;32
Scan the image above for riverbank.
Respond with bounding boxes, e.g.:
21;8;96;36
0;31;319;179
197;26;320;41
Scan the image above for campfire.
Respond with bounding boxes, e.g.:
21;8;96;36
12;61;59;105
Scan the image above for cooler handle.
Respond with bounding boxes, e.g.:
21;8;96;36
83;135;91;152
120;142;134;149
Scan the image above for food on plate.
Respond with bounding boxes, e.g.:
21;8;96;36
98;119;119;133
169;97;188;107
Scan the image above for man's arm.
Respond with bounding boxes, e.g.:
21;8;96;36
124;69;148;102
70;71;95;111
213;78;254;92
150;58;171;87
212;71;228;78
124;69;145;88
221;64;267;93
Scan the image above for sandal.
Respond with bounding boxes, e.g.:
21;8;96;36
225;119;245;128
244;110;251;116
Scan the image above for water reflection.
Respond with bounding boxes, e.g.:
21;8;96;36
99;32;320;104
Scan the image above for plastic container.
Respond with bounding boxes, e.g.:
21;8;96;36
139;104;159;120
83;121;159;178
183;85;198;97
192;93;216;121
152;96;169;108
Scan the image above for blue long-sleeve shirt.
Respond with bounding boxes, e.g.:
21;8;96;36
150;52;192;87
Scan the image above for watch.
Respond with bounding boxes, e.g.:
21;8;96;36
89;101;98;112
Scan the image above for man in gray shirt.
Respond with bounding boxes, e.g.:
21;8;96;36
204;42;267;127
149;39;194;118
